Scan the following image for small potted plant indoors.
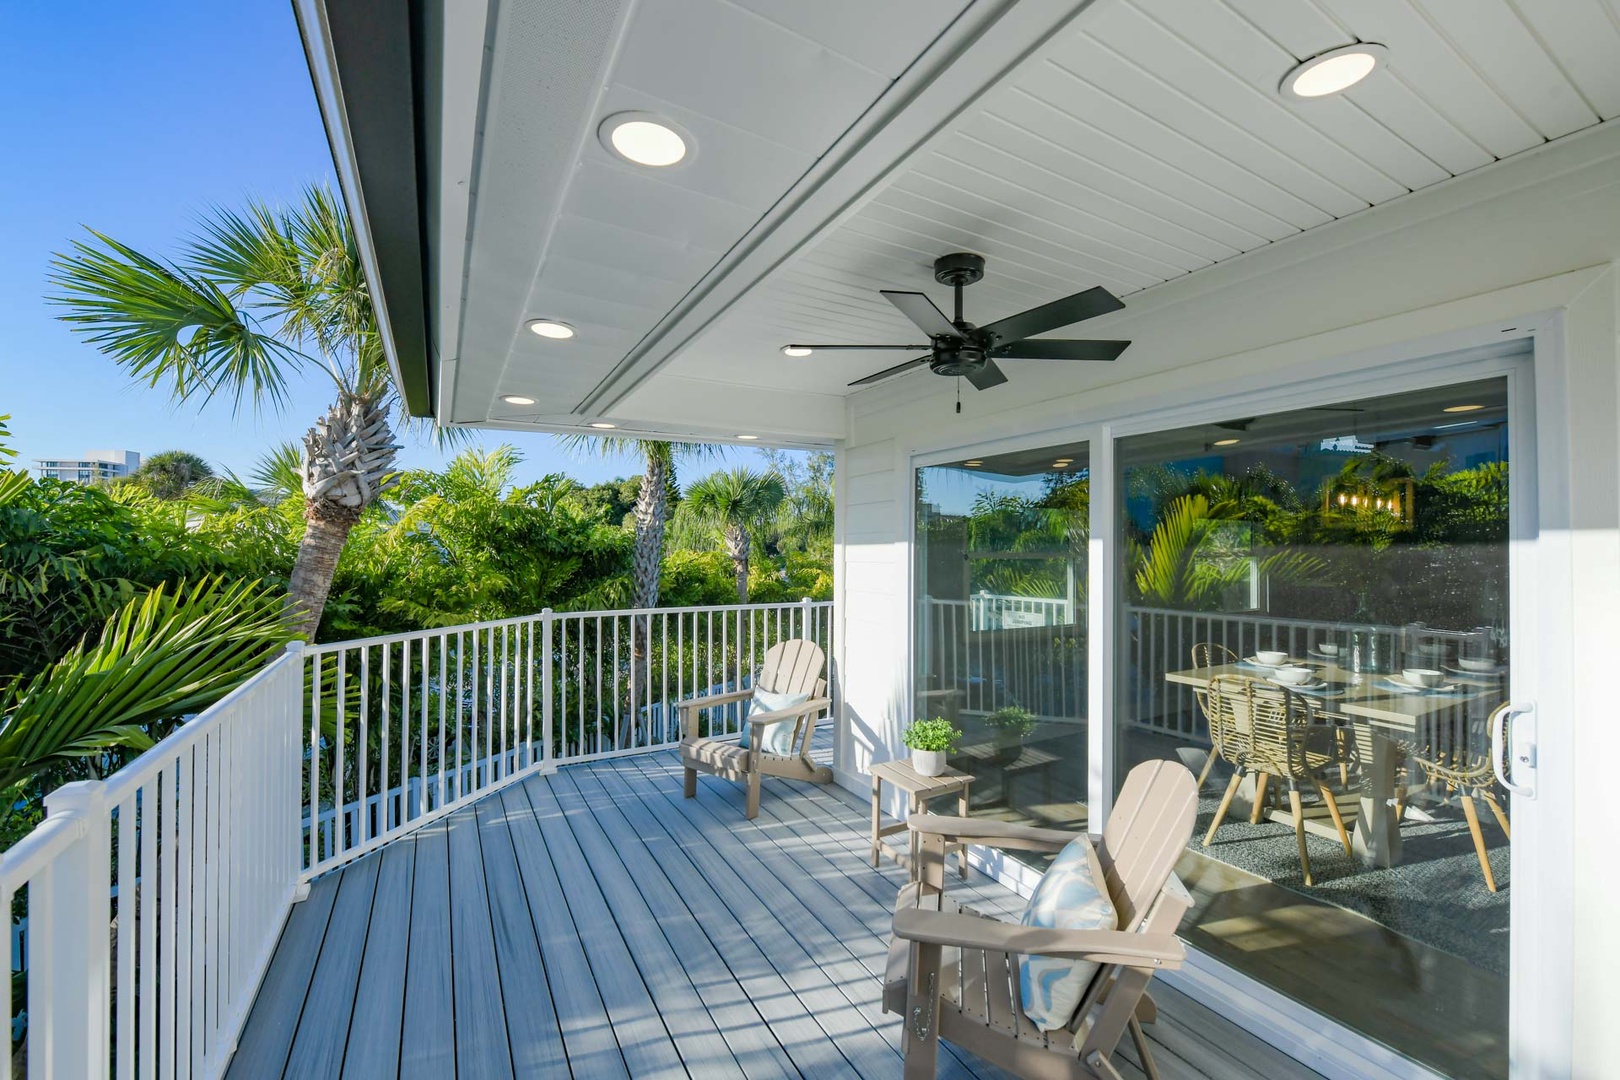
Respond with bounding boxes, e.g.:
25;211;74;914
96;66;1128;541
903;717;962;777
986;705;1036;763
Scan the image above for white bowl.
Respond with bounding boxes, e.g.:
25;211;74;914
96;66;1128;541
1457;657;1498;673
1402;668;1445;688
1272;666;1316;686
1255;650;1289;666
1315;643;1339;656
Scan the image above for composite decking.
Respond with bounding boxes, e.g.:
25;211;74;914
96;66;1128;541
226;748;1322;1079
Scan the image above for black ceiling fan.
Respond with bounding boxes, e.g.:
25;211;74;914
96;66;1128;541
785;253;1130;392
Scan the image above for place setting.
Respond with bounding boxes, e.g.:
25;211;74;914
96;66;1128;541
1378;667;1465;695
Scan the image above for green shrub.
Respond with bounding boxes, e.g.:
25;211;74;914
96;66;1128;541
903;717;962;752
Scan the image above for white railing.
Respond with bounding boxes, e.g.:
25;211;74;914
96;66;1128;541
0;598;832;1077
0;644;304;1080
299;598;832;877
919;597;1085;720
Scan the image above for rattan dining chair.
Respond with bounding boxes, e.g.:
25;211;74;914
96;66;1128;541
1201;674;1355;886
1406;700;1512;891
1189;643;1240;790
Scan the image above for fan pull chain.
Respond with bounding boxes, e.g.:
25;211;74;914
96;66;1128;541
956;378;962;414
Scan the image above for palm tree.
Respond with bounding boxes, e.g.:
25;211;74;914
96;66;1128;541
683;468;787;602
48;186;403;639
559;437;717;611
125;450;216;498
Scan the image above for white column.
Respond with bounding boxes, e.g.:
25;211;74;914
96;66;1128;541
33;780;110;1080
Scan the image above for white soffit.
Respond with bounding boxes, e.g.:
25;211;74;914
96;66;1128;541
660;0;1620;398
450;0;975;428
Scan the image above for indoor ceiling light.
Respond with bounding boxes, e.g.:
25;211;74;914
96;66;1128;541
963;460;983;468
1054;458;1073;464
588;421;617;429
1279;43;1387;101
1443;404;1485;413
1052;462;1069;469
527;319;575;339
736;434;759;441
1213;438;1241;447
500;394;536;406
781;346;812;357
600;112;689;167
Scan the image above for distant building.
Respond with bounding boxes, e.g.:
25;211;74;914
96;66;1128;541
34;449;142;485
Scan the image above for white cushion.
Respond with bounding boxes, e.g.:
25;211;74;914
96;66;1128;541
1017;834;1118;1031
745;687;810;754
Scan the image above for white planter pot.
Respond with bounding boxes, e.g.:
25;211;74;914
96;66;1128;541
911;749;948;777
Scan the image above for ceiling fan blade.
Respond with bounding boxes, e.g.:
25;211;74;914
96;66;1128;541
965;360;1008;391
881;290;960;339
992;339;1131;362
784;343;930;351
849;355;932;387
981;286;1125;346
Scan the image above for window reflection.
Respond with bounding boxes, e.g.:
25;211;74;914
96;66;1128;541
915;446;1089;838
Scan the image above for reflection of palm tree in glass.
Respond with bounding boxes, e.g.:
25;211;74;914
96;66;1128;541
1132;495;1326;610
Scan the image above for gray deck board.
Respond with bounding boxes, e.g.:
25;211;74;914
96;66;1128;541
229;748;1322;1080
472;796;568;1076
285;854;380;1077
341;839;415;1079
398;822;454;1078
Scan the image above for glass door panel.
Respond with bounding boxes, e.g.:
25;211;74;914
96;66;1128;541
915;443;1089;842
1113;378;1512;1079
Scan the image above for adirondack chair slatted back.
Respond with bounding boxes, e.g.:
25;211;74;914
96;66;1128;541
757;639;825;697
1098;760;1198;931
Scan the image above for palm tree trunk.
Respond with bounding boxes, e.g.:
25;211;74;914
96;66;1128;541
725;525;751;603
286;502;360;639
629;444;671;743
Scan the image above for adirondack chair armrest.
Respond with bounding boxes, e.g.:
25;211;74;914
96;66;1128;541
891;908;1185;968
678;688;754;741
906;813;1079;854
747;696;831;730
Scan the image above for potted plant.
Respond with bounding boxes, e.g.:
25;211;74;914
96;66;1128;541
986;705;1036;763
903;717;962;777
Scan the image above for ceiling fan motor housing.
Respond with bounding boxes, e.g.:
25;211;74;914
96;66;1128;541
930;341;987;376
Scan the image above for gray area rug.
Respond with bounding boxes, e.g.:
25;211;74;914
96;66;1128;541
1192;782;1509;975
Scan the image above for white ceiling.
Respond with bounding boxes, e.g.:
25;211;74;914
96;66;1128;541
657;0;1620;402
447;0;973;428
440;0;1620;442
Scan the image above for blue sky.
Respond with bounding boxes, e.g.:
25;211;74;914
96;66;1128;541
0;0;776;488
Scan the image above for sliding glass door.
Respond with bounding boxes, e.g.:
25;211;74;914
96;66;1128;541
1112;377;1513;1079
914;443;1089;841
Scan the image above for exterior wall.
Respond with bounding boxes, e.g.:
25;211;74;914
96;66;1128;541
832;123;1620;1074
34;450;141;484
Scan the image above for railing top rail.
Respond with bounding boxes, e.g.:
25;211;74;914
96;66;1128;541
100;643;302;803
303;599;831;655
0;810;86;889
1120;604;1478;638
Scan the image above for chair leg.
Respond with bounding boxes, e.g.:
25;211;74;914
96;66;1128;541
1250;773;1271;825
1484;792;1512;841
1128;1015;1161;1080
1459;794;1498;893
1393;784;1407;824
1288;788;1312;886
902;943;943;1079
1315;779;1353;857
745;770;762;820
1204;771;1243;846
1195;748;1217;791
683;767;697;799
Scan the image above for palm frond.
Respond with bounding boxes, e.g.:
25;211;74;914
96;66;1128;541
0;577;298;794
48;229;309;411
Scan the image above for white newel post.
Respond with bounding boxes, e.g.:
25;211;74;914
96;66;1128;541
800;596;812;640
33;780;110;1080
540;609;555;774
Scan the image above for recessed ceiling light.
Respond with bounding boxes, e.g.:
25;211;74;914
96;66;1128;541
963;460;983;468
1054;458;1073;464
736;434;759;441
1443;404;1485;413
500;394;537;406
1052;462;1069;469
781;346;812;357
588;421;617;429
1213;438;1241;447
527;319;575;339
599;112;689;167
1279;43;1387;101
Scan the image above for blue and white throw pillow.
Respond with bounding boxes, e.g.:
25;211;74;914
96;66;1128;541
1018;834;1118;1031
739;687;810;754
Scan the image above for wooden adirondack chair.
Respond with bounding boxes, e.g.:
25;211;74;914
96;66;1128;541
885;760;1199;1080
679;638;832;819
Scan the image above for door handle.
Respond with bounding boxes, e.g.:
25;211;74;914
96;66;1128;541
1490;701;1536;798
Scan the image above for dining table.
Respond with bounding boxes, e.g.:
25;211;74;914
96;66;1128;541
1163;657;1506;868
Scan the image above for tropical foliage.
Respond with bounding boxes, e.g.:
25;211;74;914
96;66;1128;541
678;467;788;602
